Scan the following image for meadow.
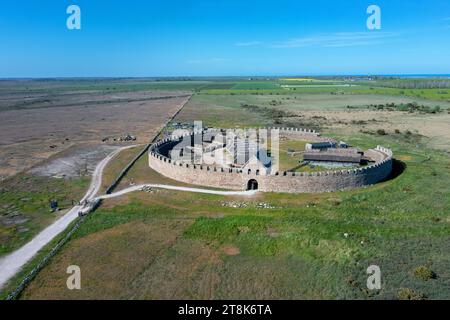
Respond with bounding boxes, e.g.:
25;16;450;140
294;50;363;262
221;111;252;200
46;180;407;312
17;133;450;299
2;77;450;300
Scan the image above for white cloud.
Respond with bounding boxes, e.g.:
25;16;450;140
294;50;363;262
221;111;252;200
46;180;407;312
234;41;262;47
187;58;227;64
271;32;399;48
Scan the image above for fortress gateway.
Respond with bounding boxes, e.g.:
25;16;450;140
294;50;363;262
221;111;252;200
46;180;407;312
148;127;393;194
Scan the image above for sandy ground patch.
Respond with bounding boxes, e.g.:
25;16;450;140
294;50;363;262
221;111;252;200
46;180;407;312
29;144;120;179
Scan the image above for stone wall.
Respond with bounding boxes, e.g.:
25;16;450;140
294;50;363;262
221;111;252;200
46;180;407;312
148;128;393;194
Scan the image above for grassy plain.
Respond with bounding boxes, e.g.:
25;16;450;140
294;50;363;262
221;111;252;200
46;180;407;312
0;77;448;300
13;78;450;300
19;134;450;299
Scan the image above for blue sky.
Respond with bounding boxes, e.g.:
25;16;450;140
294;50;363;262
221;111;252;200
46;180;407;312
1;0;450;77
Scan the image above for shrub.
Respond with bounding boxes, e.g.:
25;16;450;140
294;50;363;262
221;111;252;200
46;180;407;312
431;106;441;114
397;288;426;300
377;129;387;136
395;129;401;134
413;266;437;281
328;198;342;206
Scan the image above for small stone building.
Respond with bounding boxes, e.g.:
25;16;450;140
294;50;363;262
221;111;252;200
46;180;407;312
305;141;337;150
303;148;362;163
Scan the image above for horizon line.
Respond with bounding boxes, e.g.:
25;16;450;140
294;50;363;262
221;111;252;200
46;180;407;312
1;73;450;81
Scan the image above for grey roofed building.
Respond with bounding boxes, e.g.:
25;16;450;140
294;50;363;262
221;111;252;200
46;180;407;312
303;149;362;163
305;141;337;150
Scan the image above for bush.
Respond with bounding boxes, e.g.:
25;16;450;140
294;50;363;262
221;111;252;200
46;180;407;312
328;198;342;206
377;129;387;136
431;106;441;114
413;266;437;281
368;102;441;114
395;129;401;134
397;288;426;300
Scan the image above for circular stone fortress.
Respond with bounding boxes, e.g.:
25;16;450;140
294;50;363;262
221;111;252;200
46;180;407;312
148;127;393;193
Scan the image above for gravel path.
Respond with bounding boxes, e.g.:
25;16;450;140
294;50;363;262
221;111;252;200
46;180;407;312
98;184;257;199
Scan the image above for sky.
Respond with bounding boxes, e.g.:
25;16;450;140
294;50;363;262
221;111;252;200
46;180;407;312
1;0;450;77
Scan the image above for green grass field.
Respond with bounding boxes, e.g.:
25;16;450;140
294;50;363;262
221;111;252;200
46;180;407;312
4;78;450;101
2;77;450;300
17;134;450;299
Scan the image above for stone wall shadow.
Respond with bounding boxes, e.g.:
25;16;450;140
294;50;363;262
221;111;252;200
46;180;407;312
383;159;406;182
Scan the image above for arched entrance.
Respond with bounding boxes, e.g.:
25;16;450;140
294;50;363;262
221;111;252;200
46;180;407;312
247;179;258;190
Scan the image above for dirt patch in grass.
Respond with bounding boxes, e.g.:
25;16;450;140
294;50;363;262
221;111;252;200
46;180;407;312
397;155;413;161
221;245;241;256
30;144;120;179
